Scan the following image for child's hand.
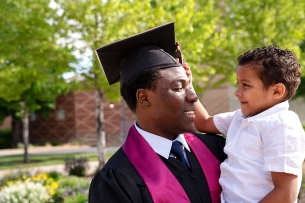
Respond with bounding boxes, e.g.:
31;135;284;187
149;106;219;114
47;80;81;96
183;63;192;80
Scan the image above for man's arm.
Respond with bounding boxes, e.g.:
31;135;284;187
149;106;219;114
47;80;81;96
258;172;298;203
89;169;144;203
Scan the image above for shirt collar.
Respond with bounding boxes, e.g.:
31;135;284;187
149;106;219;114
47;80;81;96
237;101;289;122
134;122;191;159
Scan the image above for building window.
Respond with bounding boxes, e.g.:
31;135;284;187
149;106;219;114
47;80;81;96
57;108;65;120
30;112;36;121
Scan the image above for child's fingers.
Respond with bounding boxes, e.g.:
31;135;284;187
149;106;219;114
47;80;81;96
182;63;192;79
183;63;190;70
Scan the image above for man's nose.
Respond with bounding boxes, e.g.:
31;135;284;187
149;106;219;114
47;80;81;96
186;88;198;103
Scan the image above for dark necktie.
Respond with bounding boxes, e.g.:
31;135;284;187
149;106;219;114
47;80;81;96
171;141;189;168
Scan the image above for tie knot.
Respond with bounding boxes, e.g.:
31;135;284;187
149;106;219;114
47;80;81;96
171;141;184;159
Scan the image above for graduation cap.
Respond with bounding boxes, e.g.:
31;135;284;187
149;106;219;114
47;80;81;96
95;22;182;85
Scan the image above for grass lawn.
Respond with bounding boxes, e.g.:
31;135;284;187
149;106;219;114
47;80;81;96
0;152;114;170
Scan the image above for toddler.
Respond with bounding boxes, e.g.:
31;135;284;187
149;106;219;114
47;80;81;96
191;45;305;203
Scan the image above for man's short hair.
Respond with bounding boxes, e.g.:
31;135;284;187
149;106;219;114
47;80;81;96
237;45;301;100
120;68;161;112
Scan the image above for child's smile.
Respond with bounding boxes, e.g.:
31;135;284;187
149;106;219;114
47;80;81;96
235;65;278;117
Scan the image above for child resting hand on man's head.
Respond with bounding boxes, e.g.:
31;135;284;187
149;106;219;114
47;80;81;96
184;45;305;203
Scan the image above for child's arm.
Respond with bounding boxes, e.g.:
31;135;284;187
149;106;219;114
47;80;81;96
194;100;220;134
258;172;298;203
182;63;220;134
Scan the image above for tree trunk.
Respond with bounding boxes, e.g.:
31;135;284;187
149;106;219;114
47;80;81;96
11;117;22;148
22;99;29;163
96;88;106;169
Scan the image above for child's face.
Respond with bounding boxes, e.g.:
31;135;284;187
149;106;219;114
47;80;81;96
235;65;276;117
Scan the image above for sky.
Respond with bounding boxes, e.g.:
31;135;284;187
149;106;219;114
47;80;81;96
49;0;92;80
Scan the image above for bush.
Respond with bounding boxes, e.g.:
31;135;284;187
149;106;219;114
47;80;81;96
0;171;90;203
0;171;59;203
0;182;50;203
64;192;88;203
57;176;90;191
50;141;61;146
0;170;32;186
48;171;63;182
57;176;90;203
65;157;89;177
0;128;12;149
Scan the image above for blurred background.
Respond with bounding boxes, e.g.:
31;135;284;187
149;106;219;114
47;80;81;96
0;0;305;201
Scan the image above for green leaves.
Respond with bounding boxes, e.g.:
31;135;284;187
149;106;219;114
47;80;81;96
1;0;305;110
0;0;76;116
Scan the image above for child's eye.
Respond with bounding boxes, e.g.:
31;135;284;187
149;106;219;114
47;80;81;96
243;83;249;87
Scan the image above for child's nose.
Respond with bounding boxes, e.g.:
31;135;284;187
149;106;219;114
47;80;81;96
234;87;241;97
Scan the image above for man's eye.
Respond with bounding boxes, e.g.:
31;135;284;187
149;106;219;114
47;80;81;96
174;87;183;91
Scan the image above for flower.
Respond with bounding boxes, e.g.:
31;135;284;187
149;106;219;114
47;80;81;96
0;182;50;203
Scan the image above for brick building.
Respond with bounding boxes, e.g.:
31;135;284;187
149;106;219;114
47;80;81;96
0;90;135;147
1;83;304;147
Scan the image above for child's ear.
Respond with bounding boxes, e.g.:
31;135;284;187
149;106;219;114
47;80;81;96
272;83;286;99
136;89;151;107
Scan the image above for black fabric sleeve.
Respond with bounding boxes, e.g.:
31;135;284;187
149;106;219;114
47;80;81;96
89;168;143;203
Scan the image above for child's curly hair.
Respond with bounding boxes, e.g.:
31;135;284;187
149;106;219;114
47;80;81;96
237;45;301;100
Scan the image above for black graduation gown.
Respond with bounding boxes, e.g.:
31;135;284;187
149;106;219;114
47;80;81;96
89;133;227;203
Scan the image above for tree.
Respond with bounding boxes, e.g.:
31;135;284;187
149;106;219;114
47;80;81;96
209;0;305;86
295;40;305;100
54;0;305;168
55;0;222;168
0;0;76;162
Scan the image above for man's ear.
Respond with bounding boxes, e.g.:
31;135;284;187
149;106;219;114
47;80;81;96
272;83;286;100
136;89;151;107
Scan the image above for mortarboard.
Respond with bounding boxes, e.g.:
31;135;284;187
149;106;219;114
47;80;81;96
95;22;182;85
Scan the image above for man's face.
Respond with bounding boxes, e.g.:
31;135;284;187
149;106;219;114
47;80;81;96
148;66;198;140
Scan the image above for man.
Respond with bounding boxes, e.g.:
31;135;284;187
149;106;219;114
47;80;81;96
89;22;227;203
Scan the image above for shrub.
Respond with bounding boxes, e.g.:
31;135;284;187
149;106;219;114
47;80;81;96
57;176;90;191
64;192;88;203
0;170;32;186
65;157;89;177
0;171;91;203
0;171;59;203
0;182;50;203
47;171;63;182
0;128;12;149
50;141;61;146
57;176;90;203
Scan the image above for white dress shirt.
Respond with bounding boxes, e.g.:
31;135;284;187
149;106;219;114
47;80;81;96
214;101;305;203
134;123;191;165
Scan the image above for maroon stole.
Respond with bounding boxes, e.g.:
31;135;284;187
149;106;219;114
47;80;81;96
122;126;221;203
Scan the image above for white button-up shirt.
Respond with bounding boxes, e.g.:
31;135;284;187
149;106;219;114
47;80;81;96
214;101;305;203
134;123;191;165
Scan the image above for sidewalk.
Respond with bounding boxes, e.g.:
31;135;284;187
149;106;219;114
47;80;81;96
0;145;120;178
0;145;119;156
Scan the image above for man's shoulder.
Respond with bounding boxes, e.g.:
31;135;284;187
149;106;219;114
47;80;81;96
190;132;227;162
102;148;129;169
192;132;226;143
99;148;145;184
